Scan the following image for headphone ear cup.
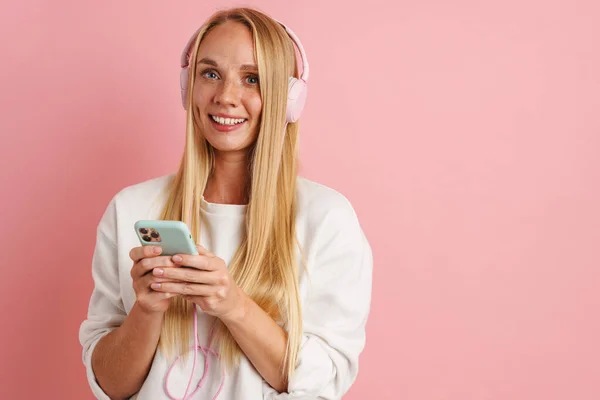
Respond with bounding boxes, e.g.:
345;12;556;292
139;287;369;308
286;77;308;123
180;68;189;110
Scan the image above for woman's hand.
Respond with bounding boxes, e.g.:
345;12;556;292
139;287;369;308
129;245;179;315
149;245;247;321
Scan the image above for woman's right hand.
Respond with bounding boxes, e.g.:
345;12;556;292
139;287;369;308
129;245;178;314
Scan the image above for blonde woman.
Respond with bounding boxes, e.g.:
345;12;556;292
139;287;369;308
79;7;372;400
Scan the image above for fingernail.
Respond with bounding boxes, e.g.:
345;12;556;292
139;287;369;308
153;268;164;276
151;283;161;289
172;255;183;263
153;247;161;254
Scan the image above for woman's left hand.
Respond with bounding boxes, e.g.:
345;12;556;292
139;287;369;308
150;245;246;321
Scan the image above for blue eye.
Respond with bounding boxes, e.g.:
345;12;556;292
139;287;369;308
246;76;259;85
202;70;219;80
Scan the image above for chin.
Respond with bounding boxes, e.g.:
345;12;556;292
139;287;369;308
203;131;256;153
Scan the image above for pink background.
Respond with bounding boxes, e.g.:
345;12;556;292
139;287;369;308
1;0;599;399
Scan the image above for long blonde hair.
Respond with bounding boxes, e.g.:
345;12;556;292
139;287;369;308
158;7;302;381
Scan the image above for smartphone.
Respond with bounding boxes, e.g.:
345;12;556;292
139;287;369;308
134;220;199;256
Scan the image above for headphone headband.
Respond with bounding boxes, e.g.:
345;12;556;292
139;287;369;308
279;23;309;81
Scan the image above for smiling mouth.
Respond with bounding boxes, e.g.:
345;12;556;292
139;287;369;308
210;115;247;126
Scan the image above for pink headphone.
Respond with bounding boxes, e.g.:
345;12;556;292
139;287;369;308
179;20;310;123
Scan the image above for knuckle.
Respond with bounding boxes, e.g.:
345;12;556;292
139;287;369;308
206;298;217;309
156;256;170;266
183;283;193;295
217;275;228;286
183;270;196;282
208;259;217;269
140;258;151;269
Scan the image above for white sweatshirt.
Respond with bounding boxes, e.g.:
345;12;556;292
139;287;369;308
79;174;373;400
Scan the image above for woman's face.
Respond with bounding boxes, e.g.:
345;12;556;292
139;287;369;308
192;21;263;153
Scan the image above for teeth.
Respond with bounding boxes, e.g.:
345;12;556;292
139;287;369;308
211;115;246;125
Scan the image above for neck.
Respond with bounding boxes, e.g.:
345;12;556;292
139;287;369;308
204;150;250;205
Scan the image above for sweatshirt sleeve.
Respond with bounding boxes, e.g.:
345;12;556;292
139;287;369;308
263;197;374;400
78;198;127;400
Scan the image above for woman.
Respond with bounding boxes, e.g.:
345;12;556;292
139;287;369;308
79;7;372;400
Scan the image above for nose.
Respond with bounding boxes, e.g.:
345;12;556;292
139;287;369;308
213;78;241;107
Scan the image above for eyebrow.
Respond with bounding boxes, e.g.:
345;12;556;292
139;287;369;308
196;57;258;72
